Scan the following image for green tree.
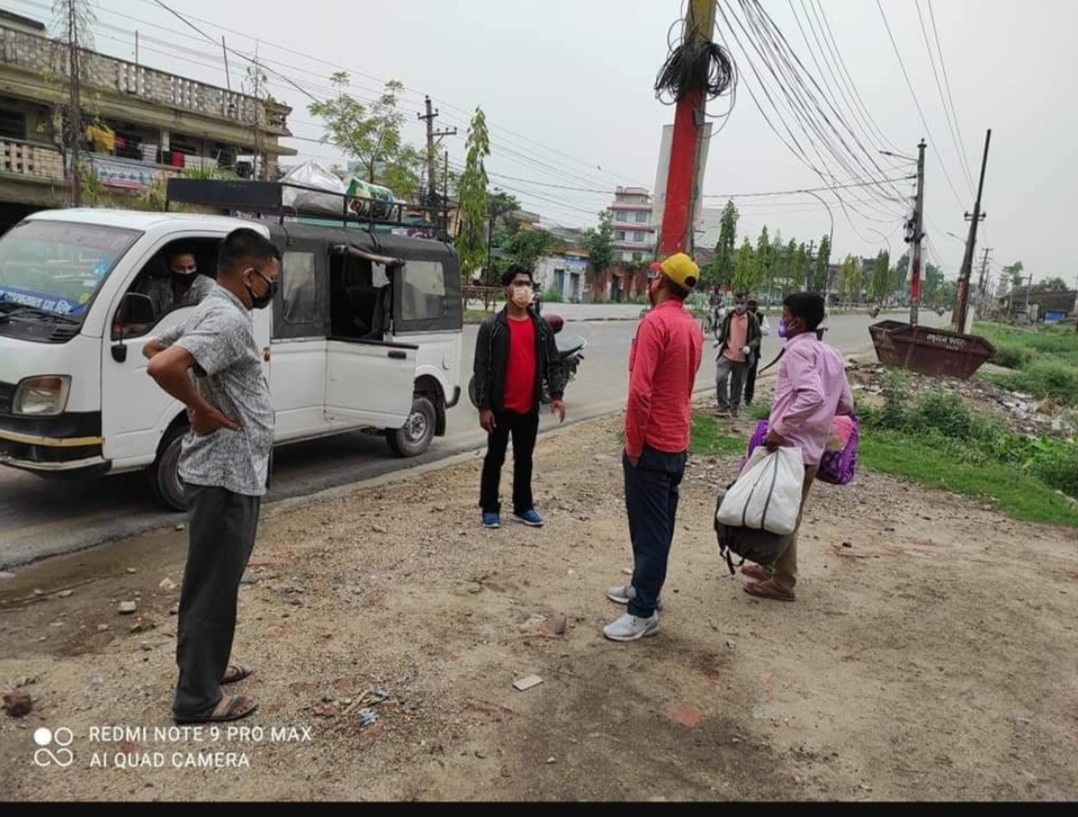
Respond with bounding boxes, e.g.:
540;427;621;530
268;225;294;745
732;237;757;293
1006;261;1026;291
868;249;891;302
714;199;739;287
894;252;910;291
812;234;831;293
793;242;809;292
309;74;411;186
1039;276;1069;292
923;262;946;304
453;107;491;280
583;210;615;280
500;228;561;276
754;226;772;297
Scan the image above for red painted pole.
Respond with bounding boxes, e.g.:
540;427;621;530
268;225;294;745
659;0;715;257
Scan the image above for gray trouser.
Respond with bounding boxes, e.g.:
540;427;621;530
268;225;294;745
716;355;748;410
172;484;261;720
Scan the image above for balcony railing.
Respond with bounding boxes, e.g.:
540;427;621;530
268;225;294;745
0;26;291;132
0;137;184;191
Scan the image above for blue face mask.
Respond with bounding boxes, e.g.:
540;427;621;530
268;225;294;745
777;319;789;339
735;304;747;315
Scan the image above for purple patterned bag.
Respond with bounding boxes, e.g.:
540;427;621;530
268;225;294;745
743;413;859;486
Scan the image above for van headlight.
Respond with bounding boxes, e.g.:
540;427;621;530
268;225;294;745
14;376;72;416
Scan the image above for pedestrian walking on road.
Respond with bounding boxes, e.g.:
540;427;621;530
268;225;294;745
143;228;280;724
741;292;853;603
743;298;771;407
473;266;567;530
714;292;761;417
603;253;703;642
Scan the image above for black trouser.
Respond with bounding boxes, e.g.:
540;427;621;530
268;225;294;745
480;409;540;516
744;356;760;405
172;484;261;720
624;446;687;618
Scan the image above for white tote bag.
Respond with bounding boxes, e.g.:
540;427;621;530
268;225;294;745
717;447;805;536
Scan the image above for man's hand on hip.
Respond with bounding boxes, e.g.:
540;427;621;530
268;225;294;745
192;405;241;436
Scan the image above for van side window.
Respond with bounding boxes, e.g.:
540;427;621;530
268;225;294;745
401;260;446;322
282;251;317;325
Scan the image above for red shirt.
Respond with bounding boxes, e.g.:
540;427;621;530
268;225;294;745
624;300;703;457
503;316;537;413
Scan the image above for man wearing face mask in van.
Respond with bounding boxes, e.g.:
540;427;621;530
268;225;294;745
473;266;567;530
143;228;280;725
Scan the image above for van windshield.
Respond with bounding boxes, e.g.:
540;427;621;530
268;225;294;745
0;220;141;323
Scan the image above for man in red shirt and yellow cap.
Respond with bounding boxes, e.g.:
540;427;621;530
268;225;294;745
603;253;704;642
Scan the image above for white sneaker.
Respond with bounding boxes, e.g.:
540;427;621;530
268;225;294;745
603;612;660;642
605;584;664;611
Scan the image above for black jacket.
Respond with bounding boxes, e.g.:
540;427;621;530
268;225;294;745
474;308;566;413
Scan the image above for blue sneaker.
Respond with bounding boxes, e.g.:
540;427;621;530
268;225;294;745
512;509;545;528
482;512;501;529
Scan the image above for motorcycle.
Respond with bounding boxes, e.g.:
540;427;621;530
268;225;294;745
467;312;586;409
869;305;881;319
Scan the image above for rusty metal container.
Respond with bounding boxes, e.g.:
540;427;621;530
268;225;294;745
869;321;997;380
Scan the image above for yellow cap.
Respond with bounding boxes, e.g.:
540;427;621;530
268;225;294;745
659;252;700;292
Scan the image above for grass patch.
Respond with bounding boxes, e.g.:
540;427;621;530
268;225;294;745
464;309;495;324
690;411;746;456
976;324;1078;407
859;430;1078;528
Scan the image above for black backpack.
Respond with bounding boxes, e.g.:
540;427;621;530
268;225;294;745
713;485;792;576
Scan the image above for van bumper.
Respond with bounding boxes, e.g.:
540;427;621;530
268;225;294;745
0;412;108;476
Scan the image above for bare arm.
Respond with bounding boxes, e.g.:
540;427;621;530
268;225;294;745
146;346;240;434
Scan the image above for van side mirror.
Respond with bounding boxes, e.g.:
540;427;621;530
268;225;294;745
119;292;155;325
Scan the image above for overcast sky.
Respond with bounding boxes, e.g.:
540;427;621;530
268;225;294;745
28;0;1075;284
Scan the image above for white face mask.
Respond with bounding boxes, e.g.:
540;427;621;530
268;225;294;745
511;285;533;308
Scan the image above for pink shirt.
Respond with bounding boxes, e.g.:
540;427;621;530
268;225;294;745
770;333;854;466
724;313;749;362
625;300;704;458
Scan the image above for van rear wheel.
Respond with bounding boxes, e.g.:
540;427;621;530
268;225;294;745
150;424;187;512
387;394;437;458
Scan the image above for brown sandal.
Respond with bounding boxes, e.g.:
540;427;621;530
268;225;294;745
744;580;796;603
741;565;772;582
222;664;252;685
174;695;259;725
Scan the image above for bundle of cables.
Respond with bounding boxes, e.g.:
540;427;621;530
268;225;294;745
654;38;737;105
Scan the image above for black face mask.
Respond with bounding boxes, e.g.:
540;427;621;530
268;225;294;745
246;269;277;310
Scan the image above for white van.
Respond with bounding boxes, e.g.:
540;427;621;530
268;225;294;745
0;197;463;511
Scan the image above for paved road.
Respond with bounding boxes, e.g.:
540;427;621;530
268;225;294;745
0;310;939;567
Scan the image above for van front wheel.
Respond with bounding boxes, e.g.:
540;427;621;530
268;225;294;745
387;394;437;458
151;424;187;512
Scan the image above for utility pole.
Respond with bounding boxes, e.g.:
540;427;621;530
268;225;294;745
441;149;450;240
66;0;83;206
954;129;992;333
418;96;457;213
974;246;992;317
804;239;815;291
907;139;927;325
252;41;265;181
659;0;716;257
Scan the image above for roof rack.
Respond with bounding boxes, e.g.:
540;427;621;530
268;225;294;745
165;178;450;236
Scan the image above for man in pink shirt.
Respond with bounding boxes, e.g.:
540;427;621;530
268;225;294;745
743;292;853;603
603;253;703;642
715;293;761;418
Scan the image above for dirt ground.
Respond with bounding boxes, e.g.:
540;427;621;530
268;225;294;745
1;405;1076;801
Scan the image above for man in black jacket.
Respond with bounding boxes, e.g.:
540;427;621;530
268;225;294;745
474;267;567;529
715;292;762;417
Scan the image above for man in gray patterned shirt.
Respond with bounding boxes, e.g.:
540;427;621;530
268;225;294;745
144;228;280;725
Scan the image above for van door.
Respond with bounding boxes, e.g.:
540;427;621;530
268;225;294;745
324;339;417;428
100;232;227;469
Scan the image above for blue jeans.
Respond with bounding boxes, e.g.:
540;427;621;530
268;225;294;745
623;446;687;617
